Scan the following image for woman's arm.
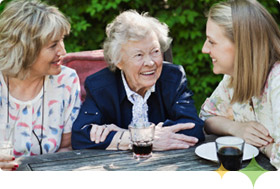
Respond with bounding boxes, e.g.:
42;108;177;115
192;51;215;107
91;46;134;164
161;65;205;141
61;69;82;150
71;80;119;150
57;132;72;152
90;124;128;150
205;116;272;147
201;75;273;147
268;68;280;169
153;122;199;151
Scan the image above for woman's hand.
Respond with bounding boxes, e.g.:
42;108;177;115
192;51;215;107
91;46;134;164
153;122;199;151
90;124;126;143
205;117;273;147
0;154;18;171
230;121;273;147
259;143;273;158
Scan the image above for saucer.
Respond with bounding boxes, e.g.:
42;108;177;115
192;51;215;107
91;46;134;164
195;142;259;162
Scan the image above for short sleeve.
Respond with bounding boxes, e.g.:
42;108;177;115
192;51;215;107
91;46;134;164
63;70;82;133
267;65;280;169
199;75;234;121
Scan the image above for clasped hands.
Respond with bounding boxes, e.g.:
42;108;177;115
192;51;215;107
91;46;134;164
89;122;198;151
230;121;273;147
230;121;274;157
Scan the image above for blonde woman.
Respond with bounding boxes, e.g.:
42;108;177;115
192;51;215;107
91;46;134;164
0;0;81;170
200;0;280;169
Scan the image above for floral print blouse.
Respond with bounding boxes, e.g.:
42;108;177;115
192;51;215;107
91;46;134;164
200;62;280;170
0;66;81;156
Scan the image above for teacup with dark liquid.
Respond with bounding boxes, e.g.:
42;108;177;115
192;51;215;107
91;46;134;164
215;136;244;171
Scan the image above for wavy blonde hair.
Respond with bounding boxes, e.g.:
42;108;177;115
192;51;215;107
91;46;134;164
0;0;70;79
103;10;172;71
208;0;280;103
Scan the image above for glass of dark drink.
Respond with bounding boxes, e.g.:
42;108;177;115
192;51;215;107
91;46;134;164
215;136;244;171
128;123;155;159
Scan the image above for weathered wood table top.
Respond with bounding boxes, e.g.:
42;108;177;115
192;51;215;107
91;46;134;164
16;135;276;171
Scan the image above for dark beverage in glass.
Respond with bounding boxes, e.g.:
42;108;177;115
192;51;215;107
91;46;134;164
217;146;243;171
129;123;155;159
132;143;153;156
215;136;244;171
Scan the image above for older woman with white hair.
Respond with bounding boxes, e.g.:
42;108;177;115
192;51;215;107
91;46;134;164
72;10;204;151
0;0;81;170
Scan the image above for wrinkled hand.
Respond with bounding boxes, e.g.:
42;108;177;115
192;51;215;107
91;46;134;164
90;124;126;143
0;154;18;171
231;121;273;147
153;122;199;151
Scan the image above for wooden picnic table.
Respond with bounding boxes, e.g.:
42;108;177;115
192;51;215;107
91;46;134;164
16;135;276;171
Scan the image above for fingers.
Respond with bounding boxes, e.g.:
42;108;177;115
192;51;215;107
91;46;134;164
242;123;273;146
252;122;270;136
95;126;105;144
99;124;126;142
154;142;190;151
156;122;164;128
90;124;109;143
245;135;270;147
90;124;124;143
237;122;274;147
251;124;273;143
153;123;199;151
100;126;110;142
0;154;18;171
169;123;195;133
0;154;15;162
153;136;196;151
0;162;18;171
153;132;199;151
172;133;198;145
90;124;98;142
168;143;190;150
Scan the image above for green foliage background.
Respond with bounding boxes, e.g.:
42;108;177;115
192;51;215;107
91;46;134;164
1;0;280;111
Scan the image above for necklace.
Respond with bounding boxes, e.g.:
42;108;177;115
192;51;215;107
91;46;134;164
7;76;45;155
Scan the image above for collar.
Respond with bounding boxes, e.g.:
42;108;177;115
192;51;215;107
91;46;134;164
121;71;155;103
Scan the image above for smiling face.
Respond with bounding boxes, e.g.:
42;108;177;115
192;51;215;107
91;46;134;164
29;35;66;78
117;32;163;96
202;19;235;76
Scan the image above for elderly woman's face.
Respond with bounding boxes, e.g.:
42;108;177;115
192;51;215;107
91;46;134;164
117;32;163;96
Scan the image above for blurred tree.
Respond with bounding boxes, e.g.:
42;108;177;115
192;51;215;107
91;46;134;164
0;0;279;110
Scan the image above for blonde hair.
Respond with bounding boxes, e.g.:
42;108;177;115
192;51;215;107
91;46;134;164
0;0;70;79
103;10;172;71
208;0;280;103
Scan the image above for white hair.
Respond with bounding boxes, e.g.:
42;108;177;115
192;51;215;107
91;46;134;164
103;10;172;71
